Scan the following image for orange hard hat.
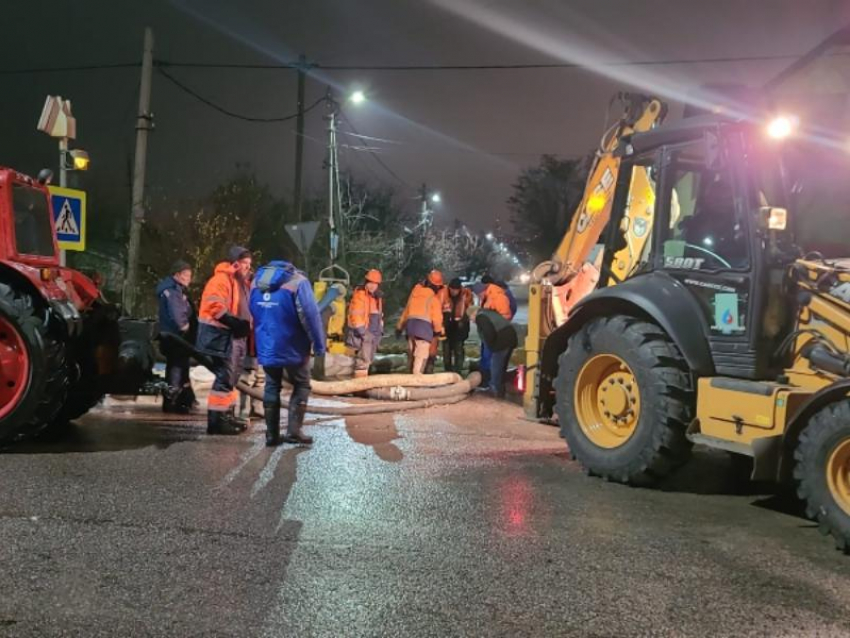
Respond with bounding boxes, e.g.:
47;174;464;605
365;269;382;284
427;269;444;286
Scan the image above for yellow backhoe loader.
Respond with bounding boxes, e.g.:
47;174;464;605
524;92;850;552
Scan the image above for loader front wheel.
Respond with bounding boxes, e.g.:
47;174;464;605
554;315;694;484
794;400;850;552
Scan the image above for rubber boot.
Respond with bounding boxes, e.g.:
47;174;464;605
229;406;249;432
283;400;313;445
424;356;436;375
264;402;282;447
206;410;243;435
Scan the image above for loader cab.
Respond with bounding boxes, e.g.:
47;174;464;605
598;117;795;379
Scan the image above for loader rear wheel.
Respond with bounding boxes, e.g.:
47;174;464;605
794;400;850;553
555;316;693;484
0;284;69;444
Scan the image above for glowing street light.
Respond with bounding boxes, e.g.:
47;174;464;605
431;193;442;204
350;90;366;105
485;232;494;241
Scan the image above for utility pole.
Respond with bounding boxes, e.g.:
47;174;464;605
123;27;154;314
293;54;307;222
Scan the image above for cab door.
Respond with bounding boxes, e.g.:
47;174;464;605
650;134;767;379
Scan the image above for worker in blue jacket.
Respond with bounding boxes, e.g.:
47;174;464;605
249;260;326;446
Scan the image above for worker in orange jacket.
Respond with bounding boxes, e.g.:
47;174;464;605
346;269;384;378
196;246;254;435
396;270;445;374
473;278;513;390
424;277;451;374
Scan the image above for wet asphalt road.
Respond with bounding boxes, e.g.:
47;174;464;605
2;397;850;637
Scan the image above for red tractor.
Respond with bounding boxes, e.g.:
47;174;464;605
0;166;159;444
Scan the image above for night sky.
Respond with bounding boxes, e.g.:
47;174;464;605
1;0;848;235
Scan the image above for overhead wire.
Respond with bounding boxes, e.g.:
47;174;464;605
1;49;831;76
338;111;416;191
155;52;820;71
157;66;325;122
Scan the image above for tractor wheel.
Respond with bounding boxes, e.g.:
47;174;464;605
794;400;850;553
554;315;694;484
0;283;69;444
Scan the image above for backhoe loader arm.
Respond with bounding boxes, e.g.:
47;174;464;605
536;94;667;286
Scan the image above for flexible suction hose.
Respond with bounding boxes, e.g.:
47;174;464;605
235;381;471;415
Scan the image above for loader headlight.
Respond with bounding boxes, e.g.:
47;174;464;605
766;115;797;140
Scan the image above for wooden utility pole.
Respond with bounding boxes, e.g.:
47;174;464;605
123;27;154;314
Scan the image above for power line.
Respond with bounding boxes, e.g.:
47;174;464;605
156;52;818;72
338;112;415;190
0;62;140;75
3;49;839;76
157;66;325;122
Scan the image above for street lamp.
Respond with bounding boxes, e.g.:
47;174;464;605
350;90;366;105
430;193;442;204
485;232;494;241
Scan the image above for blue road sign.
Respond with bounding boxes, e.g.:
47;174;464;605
48;186;86;251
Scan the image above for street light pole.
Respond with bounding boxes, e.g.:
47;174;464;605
293;54;307;222
123;26;155;315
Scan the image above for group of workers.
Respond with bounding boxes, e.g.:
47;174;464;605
347;267;518;397
156;247;519;447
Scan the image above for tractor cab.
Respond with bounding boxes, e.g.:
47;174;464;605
0;168;59;268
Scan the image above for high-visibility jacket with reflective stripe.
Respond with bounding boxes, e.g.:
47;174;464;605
196;262;243;358
348;286;384;335
199;262;240;328
397;283;444;334
481;283;512;320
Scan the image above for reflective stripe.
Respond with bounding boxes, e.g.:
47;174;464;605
208;390;237;411
257;268;276;289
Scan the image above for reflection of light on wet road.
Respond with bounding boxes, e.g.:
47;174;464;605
251;444;287;498
498;474;534;537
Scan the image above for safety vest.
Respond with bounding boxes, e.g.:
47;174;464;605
397;283;444;334
482;283;512;320
199;262;240;329
348;286;384;334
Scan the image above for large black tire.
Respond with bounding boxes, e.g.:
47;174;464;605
0;283;69;444
554;315;694;484
794;400;850;553
55;301;121;424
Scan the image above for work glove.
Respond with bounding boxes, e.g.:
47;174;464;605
220;313;251;339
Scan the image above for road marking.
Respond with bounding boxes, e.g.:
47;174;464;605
216;438;266;489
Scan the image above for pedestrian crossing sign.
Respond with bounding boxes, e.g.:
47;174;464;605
48;186;86;251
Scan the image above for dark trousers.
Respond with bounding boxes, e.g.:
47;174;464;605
479;342;492;387
443;336;466;372
208;337;246;413
263;360;312;435
161;340;194;409
489;347;514;399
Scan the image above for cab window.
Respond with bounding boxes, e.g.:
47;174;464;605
13;184;55;257
661;145;749;270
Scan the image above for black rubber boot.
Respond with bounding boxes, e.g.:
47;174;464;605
283;401;312;445
264;402;282;447
224;407;248;432
208;410;245;435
